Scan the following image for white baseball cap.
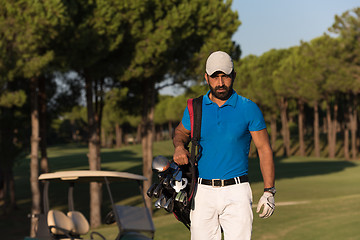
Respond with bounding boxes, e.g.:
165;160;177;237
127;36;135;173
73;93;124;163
206;51;234;76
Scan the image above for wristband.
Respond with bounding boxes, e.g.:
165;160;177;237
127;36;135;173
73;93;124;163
264;187;276;195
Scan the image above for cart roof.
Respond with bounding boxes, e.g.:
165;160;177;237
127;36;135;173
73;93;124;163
38;170;147;182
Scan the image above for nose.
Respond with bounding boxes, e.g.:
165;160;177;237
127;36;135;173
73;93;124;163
216;76;225;86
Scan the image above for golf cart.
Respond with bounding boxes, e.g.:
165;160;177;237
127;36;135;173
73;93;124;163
33;170;155;240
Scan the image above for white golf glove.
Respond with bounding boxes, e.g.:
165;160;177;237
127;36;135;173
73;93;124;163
256;192;275;218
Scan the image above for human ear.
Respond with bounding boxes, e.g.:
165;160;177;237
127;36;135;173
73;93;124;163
204;73;209;84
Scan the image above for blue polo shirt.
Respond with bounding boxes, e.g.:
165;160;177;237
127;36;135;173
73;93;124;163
181;90;266;180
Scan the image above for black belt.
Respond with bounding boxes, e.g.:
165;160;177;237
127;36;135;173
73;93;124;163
199;175;249;187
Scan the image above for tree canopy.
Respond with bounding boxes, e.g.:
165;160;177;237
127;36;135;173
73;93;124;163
1;1;360;236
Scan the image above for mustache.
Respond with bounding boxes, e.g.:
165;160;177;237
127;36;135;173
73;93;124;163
215;86;228;90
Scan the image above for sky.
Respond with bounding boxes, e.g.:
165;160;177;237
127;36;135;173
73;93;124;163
232;0;360;57
160;0;359;95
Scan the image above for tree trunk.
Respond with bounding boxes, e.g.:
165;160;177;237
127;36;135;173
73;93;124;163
124;134;129;145
343;99;351;160
136;124;141;144
85;73;101;228
29;77;41;237
279;97;290;157
7;169;16;210
350;94;357;159
270;114;277;154
313;102;320;157
344;125;350;160
0;167;6;213
101;128;106;147
95;77;104;167
3;168;17;211
106;131;114;148
141;79;155;212
70;119;78;142
298;100;305;156
326;101;332;157
155;126;160;141
326;100;338;158
115;124;123;148
0;167;17;213
0;107;18;213
38;76;49;174
323;116;327;133
331;103;338;158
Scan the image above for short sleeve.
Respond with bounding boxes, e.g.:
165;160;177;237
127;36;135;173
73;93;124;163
181;106;191;131
247;101;266;131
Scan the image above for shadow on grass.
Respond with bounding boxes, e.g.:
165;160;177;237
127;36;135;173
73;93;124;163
248;156;357;183
7;143;358;240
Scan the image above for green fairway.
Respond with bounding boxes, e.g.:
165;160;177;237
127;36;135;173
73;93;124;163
3;141;360;240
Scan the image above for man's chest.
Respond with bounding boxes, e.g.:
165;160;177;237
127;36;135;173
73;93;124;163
200;105;250;141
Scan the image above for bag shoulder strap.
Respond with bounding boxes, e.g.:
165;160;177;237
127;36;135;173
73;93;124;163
171;96;202;230
187;95;203;166
187;95;203;147
186;95;202;206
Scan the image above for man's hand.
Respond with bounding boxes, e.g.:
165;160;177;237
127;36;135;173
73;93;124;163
173;146;190;165
256;192;275;218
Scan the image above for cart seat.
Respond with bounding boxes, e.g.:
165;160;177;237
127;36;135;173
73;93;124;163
67;211;90;235
47;209;78;239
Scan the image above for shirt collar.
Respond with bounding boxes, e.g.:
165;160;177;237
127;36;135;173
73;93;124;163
204;90;238;108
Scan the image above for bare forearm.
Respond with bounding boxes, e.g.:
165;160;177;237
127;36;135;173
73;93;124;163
251;129;275;189
173;123;190;149
173;122;191;165
258;146;275;188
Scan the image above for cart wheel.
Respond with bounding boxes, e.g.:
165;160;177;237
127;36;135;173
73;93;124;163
104;210;115;225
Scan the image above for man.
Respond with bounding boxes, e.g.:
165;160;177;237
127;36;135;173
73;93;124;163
173;51;275;240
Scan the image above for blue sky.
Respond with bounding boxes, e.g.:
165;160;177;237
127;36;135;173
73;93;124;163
160;0;359;95
232;0;359;57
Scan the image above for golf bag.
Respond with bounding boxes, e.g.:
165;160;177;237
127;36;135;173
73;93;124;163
147;96;203;230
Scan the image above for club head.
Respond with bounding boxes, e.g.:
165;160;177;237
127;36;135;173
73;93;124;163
158;172;168;181
160;195;167;208
175;191;184;202
153;182;163;198
146;183;157;198
179;191;188;206
164;198;174;212
154;195;163;208
154;194;166;209
175;191;188;205
152;155;170;172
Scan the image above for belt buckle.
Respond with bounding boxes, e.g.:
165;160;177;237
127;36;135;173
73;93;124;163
212;179;224;187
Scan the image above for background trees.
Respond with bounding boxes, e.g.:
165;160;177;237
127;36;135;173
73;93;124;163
116;0;240;209
0;1;359;237
1;0;240;235
330;8;360;160
0;0;70;235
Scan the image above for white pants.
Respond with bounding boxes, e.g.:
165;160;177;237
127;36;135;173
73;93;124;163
190;182;253;240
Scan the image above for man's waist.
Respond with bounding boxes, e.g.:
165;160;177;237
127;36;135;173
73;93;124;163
198;175;249;187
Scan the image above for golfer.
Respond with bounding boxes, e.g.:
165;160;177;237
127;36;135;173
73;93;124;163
173;51;276;240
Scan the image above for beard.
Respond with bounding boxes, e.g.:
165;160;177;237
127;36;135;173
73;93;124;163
209;83;234;101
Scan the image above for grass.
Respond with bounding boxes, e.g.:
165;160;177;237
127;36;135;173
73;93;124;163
2;140;360;239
